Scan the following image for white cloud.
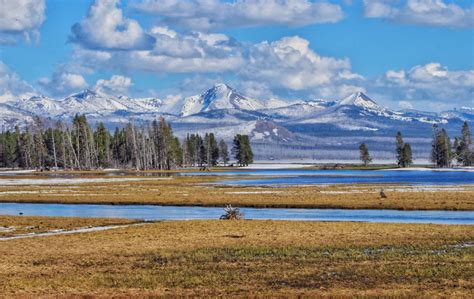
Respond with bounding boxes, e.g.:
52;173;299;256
363;0;474;28
94;75;132;95
372;63;474;111
130;0;344;30
39;72;87;96
71;28;245;74
69;1;245;73
240;36;364;98
0;0;46;43
70;0;154;50
0;61;35;102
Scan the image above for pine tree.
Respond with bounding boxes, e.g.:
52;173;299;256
219;139;229;166
95;122;111;168
359;143;372;167
402;143;413;167
204;133;219;166
395;131;404;167
431;126;452;168
0;130;16;168
233;134;253;166
459;121;472;166
395;131;412;167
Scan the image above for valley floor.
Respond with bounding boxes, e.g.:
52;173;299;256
0;217;472;296
0;172;473;211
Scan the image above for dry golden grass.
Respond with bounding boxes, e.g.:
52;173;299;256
0;219;472;296
0;174;473;210
0;216;139;237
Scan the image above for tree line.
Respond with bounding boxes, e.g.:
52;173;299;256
359;121;472;167
0;115;253;170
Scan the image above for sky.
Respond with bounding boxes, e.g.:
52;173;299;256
0;0;473;112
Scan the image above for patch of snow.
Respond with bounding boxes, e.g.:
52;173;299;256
241;163;312;169
0;223;147;241
0;177;173;186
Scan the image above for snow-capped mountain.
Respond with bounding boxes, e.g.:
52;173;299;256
162;83;266;117
337;91;384;112
0;84;471;160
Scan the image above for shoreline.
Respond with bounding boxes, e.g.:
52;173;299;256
1;197;473;211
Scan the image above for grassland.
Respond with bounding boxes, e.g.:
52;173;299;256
0;218;472;296
0;173;473;210
0;216;140;238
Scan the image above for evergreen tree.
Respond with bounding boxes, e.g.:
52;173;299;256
95;122;111;168
233;134;253;166
459;121;472;166
395;131;412;167
431;125;452;168
204;133;219;166
402;143;413;167
0;131;16;168
219;139;229;166
0;115;251;171
359;143;372;167
395;131;404;167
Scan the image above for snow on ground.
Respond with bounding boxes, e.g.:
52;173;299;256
0;223;147;241
381;167;474;172
0;177;173;186
241;163;312;169
0;169;36;174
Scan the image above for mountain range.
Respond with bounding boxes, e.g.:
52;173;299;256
1;83;472;161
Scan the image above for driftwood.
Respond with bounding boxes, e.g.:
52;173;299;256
220;205;244;220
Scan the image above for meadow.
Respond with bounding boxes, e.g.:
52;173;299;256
0;219;472;296
0;172;473;210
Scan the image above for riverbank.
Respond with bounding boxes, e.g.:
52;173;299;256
0;174;473;211
0;218;472;296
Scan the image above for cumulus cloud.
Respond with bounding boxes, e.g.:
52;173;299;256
372;63;474;111
363;0;474;28
39;71;88;96
0;61;36;102
240;36;364;98
130;0;344;30
70;0;154;50
69;0;244;73
94;75;132;95
0;0;46;43
71;28;245;73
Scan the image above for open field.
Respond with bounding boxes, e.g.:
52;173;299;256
0;173;473;210
0;216;140;238
0;218;472;296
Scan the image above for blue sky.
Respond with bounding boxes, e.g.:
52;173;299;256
0;0;473;111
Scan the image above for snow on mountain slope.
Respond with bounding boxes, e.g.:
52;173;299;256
60;90;129;115
201;83;265;112
14;95;65;116
262;99;335;119
115;96;163;112
251;120;295;142
0;103;33;129
337;92;384;112
440;107;474;122
0;84;469;143
161;84;266;117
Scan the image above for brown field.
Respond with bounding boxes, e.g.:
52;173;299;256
0;216;140;238
0;218;472;296
0;173;473;210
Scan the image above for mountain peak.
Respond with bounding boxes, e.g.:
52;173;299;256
70;89;100;100
338;92;382;111
212;83;231;90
